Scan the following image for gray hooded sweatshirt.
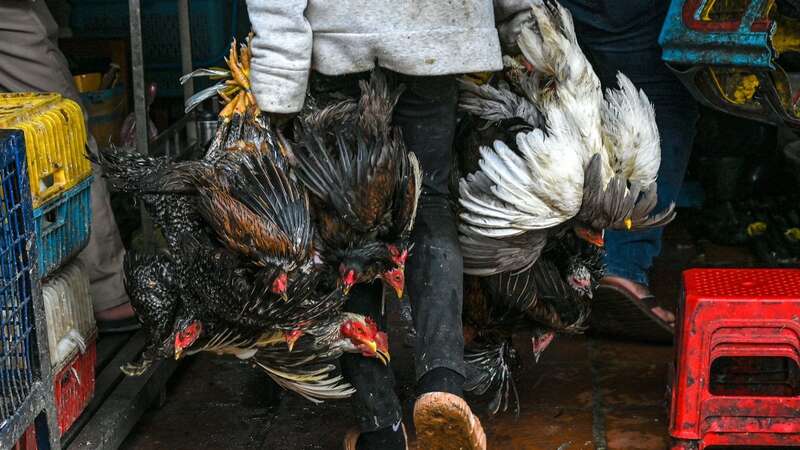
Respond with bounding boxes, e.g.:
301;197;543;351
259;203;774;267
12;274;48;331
246;0;532;113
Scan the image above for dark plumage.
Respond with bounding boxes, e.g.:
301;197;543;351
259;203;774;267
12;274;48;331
120;250;194;375
184;152;316;287
292;69;421;296
89;147;206;255
462;231;604;414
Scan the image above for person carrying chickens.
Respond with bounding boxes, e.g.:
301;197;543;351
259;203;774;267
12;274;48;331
0;0;136;331
244;1;531;449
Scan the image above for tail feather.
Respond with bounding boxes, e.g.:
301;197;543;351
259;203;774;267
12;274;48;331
458;78;541;127
464;339;519;415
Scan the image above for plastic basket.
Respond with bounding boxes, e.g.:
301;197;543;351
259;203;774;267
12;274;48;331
53;337;96;436
33;177;92;279
0;130;38;422
0;93;92;208
42;260;95;369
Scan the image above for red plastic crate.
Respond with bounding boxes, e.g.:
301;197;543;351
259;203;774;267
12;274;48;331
670;268;800;450
12;424;36;450
54;337;96;436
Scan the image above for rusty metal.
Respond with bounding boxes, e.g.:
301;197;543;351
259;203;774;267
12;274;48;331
659;0;800;127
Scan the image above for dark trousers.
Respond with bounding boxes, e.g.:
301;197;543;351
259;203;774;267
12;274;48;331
559;0;699;285
313;71;464;432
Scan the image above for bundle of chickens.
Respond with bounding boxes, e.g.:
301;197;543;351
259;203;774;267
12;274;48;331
92;0;675;413
92;34;420;403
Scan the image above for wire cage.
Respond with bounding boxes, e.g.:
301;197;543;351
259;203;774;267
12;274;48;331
0;130;38;424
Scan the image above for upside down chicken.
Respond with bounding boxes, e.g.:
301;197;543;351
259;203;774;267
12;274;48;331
94;36;421;404
454;0;675;413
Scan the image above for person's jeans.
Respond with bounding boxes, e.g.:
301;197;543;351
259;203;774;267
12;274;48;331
313;71;463;432
559;0;699;286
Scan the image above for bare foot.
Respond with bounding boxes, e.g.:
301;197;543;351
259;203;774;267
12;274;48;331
602;276;675;326
96;302;136;322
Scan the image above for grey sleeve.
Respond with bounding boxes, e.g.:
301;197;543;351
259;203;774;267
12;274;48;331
245;0;312;113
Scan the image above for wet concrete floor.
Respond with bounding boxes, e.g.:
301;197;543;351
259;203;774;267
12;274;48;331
121;220;757;450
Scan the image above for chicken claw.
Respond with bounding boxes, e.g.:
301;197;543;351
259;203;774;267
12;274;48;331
120;359;153;376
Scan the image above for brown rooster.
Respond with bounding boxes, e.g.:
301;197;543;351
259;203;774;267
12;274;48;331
182;150;316;297
292;70;421;299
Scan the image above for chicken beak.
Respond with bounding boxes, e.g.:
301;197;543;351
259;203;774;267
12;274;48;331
531;331;555;363
382;267;405;300
575;226;604;247
376;348;391;365
624;217;633;231
341;282;353;296
174;348;183;360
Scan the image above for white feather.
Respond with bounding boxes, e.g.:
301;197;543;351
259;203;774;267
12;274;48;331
601;72;661;187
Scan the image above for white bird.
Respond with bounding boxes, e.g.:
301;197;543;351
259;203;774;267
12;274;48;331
457;0;674;276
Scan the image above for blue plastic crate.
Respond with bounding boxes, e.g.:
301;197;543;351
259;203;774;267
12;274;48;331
71;0;242;96
70;0;232;66
0;130;38;421
33;177;92;280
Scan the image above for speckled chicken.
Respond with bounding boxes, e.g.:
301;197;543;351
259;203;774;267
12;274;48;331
119;250;195;376
166;236;389;402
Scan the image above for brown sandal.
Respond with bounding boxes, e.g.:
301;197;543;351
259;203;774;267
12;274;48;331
589;281;674;344
413;392;486;450
342;424;408;450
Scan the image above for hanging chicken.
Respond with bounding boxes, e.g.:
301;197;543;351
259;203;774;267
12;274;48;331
94;36;397;404
180;151;316;297
171;236;389;402
454;0;675;413
291;70;421;299
461;232;604;414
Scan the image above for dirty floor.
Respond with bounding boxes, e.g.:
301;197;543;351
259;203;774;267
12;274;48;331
120;220;757;450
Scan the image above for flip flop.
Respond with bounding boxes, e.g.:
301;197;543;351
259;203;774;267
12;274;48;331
589;282;674;344
342;424;408;450
413;392;486;450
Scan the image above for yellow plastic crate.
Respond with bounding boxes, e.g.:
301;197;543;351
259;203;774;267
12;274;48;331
0;93;91;208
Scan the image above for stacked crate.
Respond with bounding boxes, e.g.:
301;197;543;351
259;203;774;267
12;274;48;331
0;93;93;278
0;130;39;431
0;93;96;437
43;262;96;435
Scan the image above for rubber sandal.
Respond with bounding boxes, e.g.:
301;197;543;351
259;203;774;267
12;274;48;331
342;424;408;450
97;317;141;334
589;282;674;344
413;392;486;450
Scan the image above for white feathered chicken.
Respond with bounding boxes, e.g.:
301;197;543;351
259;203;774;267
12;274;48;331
458;0;674;277
455;0;675;414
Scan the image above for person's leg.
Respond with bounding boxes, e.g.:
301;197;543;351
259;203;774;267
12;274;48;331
392;73;465;394
559;0;698;336
0;1;78;102
80;140;132;319
340;282;405;450
0;1;132;322
393;73;485;449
